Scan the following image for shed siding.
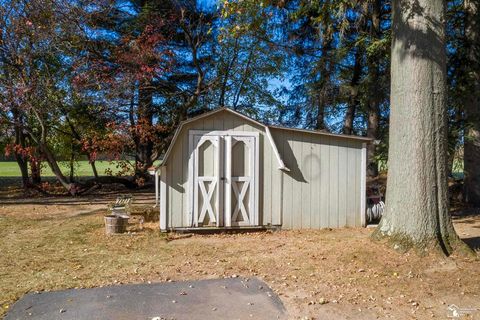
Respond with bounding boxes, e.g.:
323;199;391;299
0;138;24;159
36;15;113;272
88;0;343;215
165;111;282;228
163;109;364;230
270;128;363;228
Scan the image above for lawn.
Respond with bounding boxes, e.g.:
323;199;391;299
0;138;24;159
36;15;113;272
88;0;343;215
0;196;479;319
0;161;125;177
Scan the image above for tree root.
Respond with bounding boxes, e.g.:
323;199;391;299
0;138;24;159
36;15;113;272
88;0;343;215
371;227;476;258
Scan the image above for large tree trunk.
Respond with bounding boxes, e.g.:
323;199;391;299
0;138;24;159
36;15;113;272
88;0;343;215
374;0;463;254
65;115;100;179
30;158;41;185
463;0;480;206
15;152;29;188
24;135;42;184
134;83;155;180
365;0;382;178
12;111;29;188
37;142;77;194
69;143;75;183
89;158;99;179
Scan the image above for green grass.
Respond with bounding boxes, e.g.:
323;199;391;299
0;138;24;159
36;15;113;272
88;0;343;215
0;161;125;177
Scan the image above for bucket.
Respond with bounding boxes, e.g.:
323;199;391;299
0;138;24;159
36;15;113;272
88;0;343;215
104;215;129;234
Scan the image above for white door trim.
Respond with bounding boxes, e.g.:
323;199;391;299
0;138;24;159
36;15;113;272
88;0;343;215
188;130;260;227
228;135;256;226
192;134;221;227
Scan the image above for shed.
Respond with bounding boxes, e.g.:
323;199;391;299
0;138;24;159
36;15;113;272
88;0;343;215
156;108;371;232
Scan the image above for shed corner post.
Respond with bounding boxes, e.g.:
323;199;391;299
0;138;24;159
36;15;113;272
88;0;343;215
224;135;232;227
160;165;168;232
154;170;159;207
360;143;367;227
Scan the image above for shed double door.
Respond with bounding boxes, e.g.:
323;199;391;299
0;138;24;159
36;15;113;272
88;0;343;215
189;131;259;227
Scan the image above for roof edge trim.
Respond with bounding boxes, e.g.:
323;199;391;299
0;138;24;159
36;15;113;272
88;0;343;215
162;108;286;171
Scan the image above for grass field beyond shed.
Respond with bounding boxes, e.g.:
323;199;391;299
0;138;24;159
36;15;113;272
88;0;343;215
0;161;124;177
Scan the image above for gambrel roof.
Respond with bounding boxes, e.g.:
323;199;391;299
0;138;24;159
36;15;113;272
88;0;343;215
161;107;372;169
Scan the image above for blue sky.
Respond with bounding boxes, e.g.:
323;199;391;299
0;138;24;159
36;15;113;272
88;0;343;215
197;0;217;10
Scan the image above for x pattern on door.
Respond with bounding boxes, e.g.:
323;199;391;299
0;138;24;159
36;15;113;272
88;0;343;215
227;136;255;226
231;177;251;224
197;177;217;225
189;131;258;228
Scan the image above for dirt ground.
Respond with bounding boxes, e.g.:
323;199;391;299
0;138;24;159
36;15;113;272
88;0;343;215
1;187;480;319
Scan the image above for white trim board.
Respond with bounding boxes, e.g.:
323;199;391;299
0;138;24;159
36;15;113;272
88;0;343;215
162;108;266;166
268;125;373;142
360;143;367;227
159;166;168;232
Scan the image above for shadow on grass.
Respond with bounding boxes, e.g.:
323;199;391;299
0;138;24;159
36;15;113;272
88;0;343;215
462;237;480;251
0;186;155;206
36;208;107;221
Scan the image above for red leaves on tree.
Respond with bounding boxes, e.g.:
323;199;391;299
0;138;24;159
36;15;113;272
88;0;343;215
4;144;37;160
81;119;169;163
80;123;130;163
73;15;175;91
131;118;169;145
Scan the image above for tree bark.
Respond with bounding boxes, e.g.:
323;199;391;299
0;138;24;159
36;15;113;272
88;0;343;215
365;0;382;178
64;114;99;179
315;100;326;131
219;37;239;107
374;0;463;254
37;141;77;194
315;38;333;131
30;158;41;185
233;48;255;110
12;111;29;188
366;105;380;177
69;142;75;183
134;83;155;180
463;0;480;206
15;153;29;188
343;48;363;135
89;158;99;179
24;134;42;185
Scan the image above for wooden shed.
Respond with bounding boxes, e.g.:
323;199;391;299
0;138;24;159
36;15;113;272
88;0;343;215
156;108;371;232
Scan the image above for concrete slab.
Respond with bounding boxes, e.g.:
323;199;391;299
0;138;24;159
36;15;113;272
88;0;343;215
5;278;286;320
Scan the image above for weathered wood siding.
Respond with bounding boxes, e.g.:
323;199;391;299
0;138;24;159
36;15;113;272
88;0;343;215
164;110;283;228
163;109;364;229
269;128;364;228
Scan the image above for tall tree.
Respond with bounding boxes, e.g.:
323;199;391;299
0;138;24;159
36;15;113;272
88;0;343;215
364;0;390;177
343;46;363;135
374;0;463;253
0;0;84;193
463;0;480;206
74;0;176;181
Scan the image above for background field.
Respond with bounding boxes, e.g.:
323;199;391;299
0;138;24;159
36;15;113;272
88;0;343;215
0;161;124;177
